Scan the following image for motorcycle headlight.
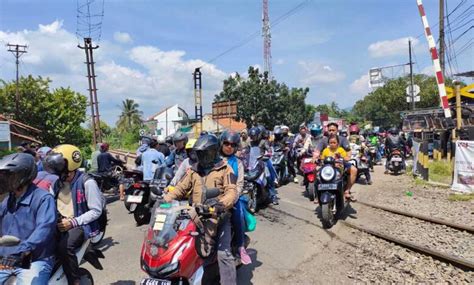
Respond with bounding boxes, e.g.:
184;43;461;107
320;166;335;181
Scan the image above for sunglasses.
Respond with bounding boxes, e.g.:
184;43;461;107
223;141;238;148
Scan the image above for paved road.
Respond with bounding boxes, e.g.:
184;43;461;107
84;173;367;284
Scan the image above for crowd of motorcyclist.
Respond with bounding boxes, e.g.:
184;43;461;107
0;121;409;284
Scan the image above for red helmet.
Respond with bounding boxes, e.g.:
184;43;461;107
349;124;360;135
100;143;109;152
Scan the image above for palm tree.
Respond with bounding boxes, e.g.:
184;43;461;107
116;99;143;132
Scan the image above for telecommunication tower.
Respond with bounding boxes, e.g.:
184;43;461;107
262;0;272;78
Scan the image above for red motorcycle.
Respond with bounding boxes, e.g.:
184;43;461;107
140;188;248;285
300;155;318;201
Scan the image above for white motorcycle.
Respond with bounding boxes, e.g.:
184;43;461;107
0;235;104;284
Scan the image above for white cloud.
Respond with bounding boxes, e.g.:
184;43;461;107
368;37;419;58
113;32;133;44
0;21;228;125
298;61;345;85
350;74;370;96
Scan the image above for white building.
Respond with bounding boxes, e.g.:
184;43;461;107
145;104;190;137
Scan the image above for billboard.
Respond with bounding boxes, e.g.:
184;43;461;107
212;101;238;120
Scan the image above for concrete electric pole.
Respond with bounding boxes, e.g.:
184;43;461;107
7;44;28;118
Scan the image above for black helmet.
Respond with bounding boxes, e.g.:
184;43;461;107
200;131;209;137
262;129;270;140
141;136;153;146
0;153;37;195
172;131;188;145
43;152;68;177
274;127;283;141
248;127;261;142
194;134;220;169
165;135;173;145
220;131;240;155
389;127;399;135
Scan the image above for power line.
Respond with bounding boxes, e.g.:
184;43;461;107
445;0;467;18
202;0;313;66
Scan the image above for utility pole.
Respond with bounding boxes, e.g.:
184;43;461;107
439;0;445;76
193;68;203;137
7;44;28;118
262;0;272;78
78;38;102;145
409;39;415;110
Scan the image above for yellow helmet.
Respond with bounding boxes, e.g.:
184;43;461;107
52;144;83;172
185;139;197;150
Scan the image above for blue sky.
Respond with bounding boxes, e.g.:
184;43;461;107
0;0;472;125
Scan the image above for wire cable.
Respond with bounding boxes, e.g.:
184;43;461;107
201;0;313;66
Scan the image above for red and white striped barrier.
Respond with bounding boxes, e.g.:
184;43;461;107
416;0;451;118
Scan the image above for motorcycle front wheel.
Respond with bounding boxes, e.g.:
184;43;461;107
78;268;94;285
134;205;151;226
307;183;315;202
321;202;335;229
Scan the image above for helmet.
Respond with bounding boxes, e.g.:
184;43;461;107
273;127;283;141
262;129;270;140
186;138;197;150
165;135;173;145
200;131;209;137
299;123;307;130
194;134;220;169
37;146;52;160
0;153;37;195
172;131;188;145
248;127;261;142
141;136;152;146
389;127;399;135
280;125;289;135
49;144;83;172
220;131;240;155
100;143;109;152
309;124;323;138
349;124;360;135
339;127;348;137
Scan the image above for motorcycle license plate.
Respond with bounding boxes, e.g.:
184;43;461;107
303;158;312;163
391;157;402;162
318;183;337;190
126;195;143;203
140;278;171;285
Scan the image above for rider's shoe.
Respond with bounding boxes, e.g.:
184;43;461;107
239;247;252;265
293;177;299;183
271;196;279;205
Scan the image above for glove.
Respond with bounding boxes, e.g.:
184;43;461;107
211;202;226;214
195;204;211;216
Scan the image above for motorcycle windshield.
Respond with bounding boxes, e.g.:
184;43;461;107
150;202;179;247
248;146;261;171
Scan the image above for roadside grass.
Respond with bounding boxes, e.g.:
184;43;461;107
448;193;474;202
429;160;452;185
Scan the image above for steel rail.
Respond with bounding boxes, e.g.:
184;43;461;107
340;220;474;271
355;200;474;234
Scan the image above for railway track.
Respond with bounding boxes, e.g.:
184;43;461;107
273;197;474;271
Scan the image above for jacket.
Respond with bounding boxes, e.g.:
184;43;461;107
164;160;237;210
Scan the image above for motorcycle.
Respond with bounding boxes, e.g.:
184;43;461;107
299;155;317;202
271;146;291;186
128;165;174;225
0;235;104;285
140;188;249;285
366;143;377;171
316;157;348;228
349;143;371;184
90;207;108;245
90;159;126;193
243;156;270;213
122;169;144;211
387;149;405;175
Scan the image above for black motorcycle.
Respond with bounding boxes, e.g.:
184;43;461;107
271;146;292;186
122;169;144;211
316;157;347;228
129;165;174;225
242;150;271;213
90;159;126;193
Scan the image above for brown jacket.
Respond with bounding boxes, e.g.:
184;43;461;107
164;160;238;210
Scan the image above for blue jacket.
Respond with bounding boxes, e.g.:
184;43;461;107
0;184;57;261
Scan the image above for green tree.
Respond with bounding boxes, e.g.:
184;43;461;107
214;66;314;130
352;74;447;128
0;76;89;146
116;99;143;133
